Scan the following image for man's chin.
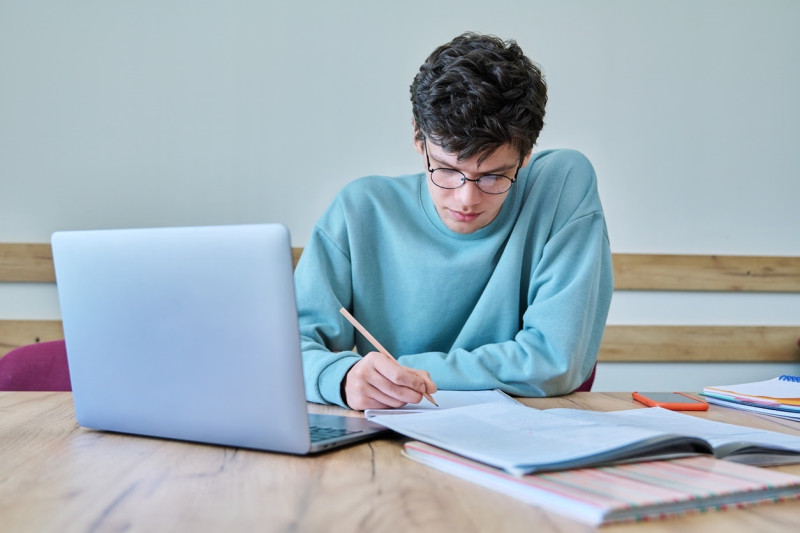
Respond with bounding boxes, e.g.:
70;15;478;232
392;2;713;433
444;218;483;234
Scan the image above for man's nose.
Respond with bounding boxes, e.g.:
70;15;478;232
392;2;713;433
454;180;483;205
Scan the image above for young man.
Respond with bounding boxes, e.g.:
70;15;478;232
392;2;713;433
295;33;613;410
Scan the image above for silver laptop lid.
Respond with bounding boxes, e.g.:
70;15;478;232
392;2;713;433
52;224;314;454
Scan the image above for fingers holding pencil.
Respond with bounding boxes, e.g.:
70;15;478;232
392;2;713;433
344;352;436;409
339;307;438;408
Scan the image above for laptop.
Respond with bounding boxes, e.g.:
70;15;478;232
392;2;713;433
51;223;386;453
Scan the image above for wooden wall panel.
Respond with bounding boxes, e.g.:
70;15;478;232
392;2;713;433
0;243;55;282
612;254;800;292
2;243;799;363
0;320;64;357
5;244;799;291
599;325;800;362
0;243;304;281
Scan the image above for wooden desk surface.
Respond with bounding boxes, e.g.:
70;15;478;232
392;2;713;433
2;392;800;533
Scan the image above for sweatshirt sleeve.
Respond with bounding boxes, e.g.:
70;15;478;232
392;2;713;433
396;156;613;397
294;215;361;408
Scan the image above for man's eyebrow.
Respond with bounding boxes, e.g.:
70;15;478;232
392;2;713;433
429;153;517;175
481;163;518;175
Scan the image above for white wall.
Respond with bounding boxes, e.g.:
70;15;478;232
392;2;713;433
2;1;799;390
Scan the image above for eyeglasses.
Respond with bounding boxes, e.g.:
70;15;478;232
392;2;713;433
424;138;519;195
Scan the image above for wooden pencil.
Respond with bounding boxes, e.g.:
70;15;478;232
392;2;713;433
339;307;438;407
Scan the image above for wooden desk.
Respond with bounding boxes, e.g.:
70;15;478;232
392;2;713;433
2;392;800;532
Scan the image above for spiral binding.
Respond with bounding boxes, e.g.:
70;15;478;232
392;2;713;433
778;375;800;383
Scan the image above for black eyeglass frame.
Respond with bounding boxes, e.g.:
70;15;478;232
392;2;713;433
423;138;521;195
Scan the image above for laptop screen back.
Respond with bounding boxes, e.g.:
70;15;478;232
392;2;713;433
52;224;314;453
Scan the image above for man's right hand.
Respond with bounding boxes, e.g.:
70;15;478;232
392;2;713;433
342;351;437;410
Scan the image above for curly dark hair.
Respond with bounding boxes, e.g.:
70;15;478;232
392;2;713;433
410;32;547;163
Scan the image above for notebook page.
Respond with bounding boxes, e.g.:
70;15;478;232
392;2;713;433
706;376;800;399
364;389;519;416
368;402;684;474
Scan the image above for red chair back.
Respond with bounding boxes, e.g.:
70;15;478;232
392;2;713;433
574;363;596;392
0;340;71;391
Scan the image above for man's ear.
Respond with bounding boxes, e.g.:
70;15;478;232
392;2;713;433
412;121;424;154
521;150;533;168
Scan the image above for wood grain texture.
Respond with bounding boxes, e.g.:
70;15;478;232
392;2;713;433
291;246;302;268
0;320;64;357
3;243;799;292
1;392;799;533
613;253;800;292
0;243;55;282
599;325;800;362
0;243;304;282
4;321;798;363
2;243;799;363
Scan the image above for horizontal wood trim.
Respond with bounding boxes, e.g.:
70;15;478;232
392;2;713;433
0;244;305;282
612;253;800;292
291;247;303;269
599;325;800;362
0;243;56;282
3;243;799;362
0;320;64;358
3;320;798;363
3;243;799;292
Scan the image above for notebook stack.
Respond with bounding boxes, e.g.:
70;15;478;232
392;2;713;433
703;375;800;420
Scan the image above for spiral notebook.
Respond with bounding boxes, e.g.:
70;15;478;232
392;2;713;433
702;375;800;420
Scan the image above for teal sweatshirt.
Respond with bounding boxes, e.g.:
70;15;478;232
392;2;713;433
295;149;613;408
